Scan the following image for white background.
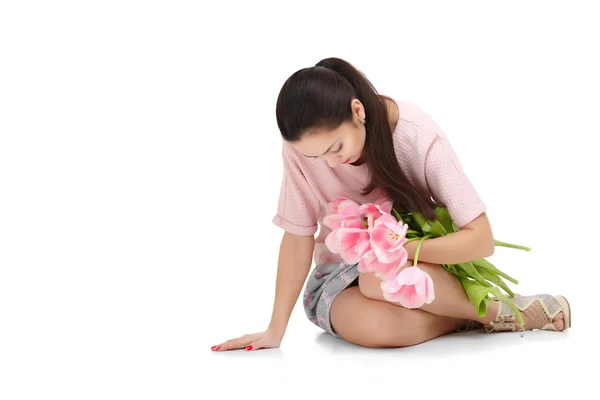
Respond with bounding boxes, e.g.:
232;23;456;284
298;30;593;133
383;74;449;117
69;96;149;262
1;1;598;399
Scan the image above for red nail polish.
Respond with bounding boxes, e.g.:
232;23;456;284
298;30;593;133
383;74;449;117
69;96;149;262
246;345;252;350
211;346;217;350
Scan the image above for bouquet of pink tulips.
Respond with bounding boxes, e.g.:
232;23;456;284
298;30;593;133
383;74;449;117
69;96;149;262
324;197;529;325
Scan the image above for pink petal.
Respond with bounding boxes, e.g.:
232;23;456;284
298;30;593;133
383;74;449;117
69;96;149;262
340;216;365;229
378;200;393;214
359;203;377;213
374;213;397;227
372;244;402;264
383;284;411;304
392;247;409;269
397;285;425;308
322;214;341;230
357;259;372;273
338;199;361;216
361;249;376;264
336;228;366;264
391;222;408;237
423;272;435;303
414;274;427;301
355;235;371;257
396;266;424;286
369;215;407;264
380;277;402;294
336;229;364;250
327;197;353;214
323;214;364;230
373;261;400;281
360;248;399;279
330;196;348;208
325;230;340;253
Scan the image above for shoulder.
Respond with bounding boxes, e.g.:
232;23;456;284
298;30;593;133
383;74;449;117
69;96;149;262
391;99;442;156
394;99;445;137
388;99;446;186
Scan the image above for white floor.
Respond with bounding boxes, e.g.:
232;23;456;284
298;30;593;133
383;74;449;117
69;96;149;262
0;287;593;400
207;320;591;399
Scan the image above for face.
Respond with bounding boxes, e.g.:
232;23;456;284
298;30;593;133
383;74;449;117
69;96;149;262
291;99;366;168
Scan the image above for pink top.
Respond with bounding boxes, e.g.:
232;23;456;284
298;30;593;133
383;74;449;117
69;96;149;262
272;98;487;266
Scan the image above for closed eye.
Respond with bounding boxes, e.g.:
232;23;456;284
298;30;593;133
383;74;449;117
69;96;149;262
305;142;342;159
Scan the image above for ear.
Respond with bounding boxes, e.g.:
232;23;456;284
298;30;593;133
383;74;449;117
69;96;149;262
350;98;365;121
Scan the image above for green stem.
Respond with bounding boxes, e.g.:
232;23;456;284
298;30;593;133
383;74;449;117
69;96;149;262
494;240;531;251
413;234;433;266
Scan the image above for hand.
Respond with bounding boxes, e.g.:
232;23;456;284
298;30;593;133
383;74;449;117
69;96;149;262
211;329;283;352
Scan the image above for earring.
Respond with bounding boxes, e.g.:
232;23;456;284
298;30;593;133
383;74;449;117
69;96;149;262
362;118;366;125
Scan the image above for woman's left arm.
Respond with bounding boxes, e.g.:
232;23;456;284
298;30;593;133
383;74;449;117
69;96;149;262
406;133;494;265
404;211;495;265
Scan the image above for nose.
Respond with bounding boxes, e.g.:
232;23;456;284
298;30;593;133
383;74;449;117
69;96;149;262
326;154;344;168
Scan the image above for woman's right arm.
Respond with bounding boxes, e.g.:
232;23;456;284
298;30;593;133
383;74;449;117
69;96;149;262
211;231;315;352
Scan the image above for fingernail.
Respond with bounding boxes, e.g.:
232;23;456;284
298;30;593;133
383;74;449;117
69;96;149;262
211;346;217;350
246;345;252;350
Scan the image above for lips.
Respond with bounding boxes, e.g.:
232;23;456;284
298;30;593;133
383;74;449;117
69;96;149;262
343;157;351;164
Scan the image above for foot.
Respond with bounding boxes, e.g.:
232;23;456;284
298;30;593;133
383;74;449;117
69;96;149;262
517;299;565;331
486;294;571;332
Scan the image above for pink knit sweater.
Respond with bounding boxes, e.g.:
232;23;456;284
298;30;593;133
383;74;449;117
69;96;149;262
273;98;487;266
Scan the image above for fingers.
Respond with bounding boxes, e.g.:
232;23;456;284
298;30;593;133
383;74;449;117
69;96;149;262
211;333;259;352
245;338;269;351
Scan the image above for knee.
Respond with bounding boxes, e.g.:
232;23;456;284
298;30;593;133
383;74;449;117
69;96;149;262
358;273;384;301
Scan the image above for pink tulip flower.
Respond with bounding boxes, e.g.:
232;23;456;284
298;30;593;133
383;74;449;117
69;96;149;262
325;228;368;264
369;214;409;264
323;197;364;230
381;266;435;308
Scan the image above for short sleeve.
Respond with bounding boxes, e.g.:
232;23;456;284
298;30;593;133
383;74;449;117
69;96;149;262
272;143;320;236
424;136;487;228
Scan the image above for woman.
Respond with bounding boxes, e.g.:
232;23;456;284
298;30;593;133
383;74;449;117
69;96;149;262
211;57;571;351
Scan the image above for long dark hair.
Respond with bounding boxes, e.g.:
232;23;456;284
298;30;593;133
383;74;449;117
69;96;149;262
275;57;437;221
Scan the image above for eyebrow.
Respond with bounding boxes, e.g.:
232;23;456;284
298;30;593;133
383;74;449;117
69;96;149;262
302;141;338;158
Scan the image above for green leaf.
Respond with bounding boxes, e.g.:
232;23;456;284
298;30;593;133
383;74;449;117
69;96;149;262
434;207;453;234
411;212;430;231
472;258;519;285
474;264;515;297
457;277;493;317
443;264;459;275
427;220;446;237
457;262;492;288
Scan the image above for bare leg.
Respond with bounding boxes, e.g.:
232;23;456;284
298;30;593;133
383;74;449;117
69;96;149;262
329;286;463;348
358;260;565;330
